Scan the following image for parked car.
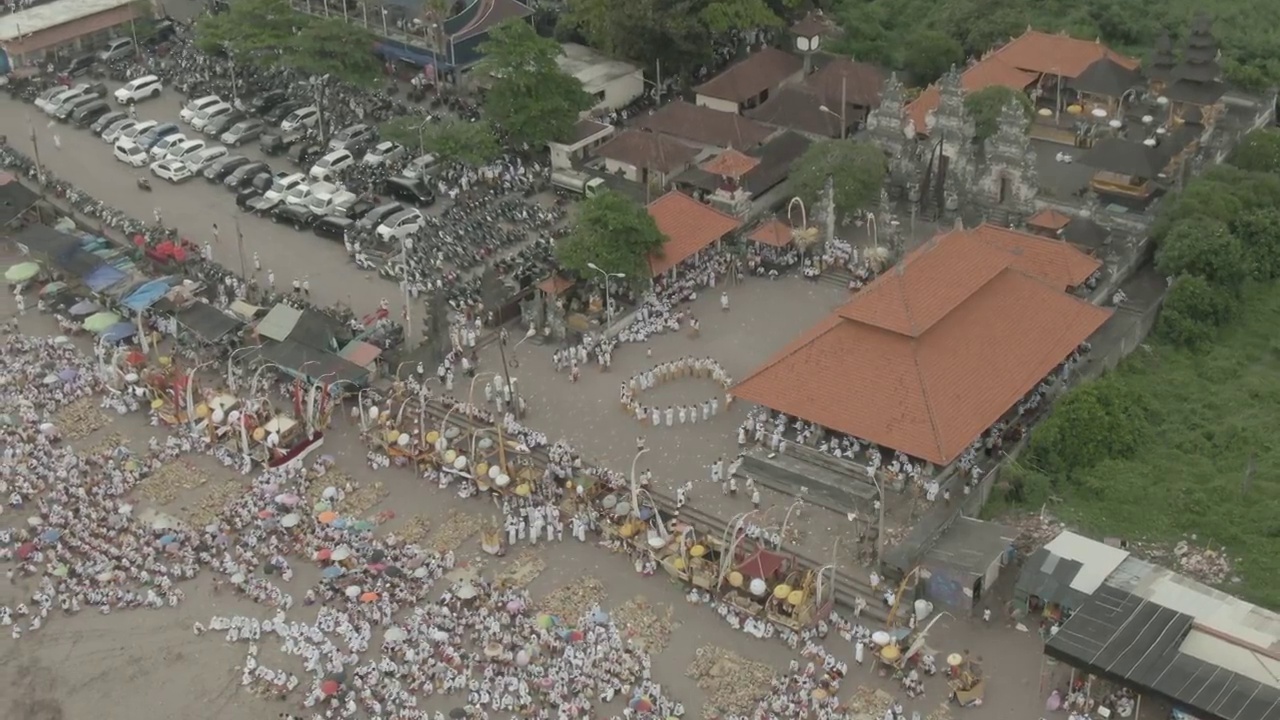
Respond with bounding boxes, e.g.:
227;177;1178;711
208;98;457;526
262;100;303;125
280;105;320;132
287;140;325;168
309;149;354;181
191;102;233;133
180;95;222;124
239;89;288;116
34;86;68;114
54;94;100;121
165;138;207;163
328;123;375;153
97;37;135;63
187;146;229;174
150;158;194;183
221;118;265;147
383;177;436;208
283;181;319;208
113;74;162;104
272;203;319;230
224;161;270;189
343;198;377;222
149;132;188;160
313;215;355;241
376;208;425;241
399;153;439;181
263;172;306;204
204;155;250;182
235;188;263;211
136;123;180;150
204;109;245;138
356;202;404;233
100;117;136;143
60;54;98;79
116;120;156;144
71;99;111;127
362;140;406;166
113;140;149;167
248;193;284;216
90;110;127;135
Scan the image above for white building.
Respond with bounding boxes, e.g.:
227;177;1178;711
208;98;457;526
556;43;644;113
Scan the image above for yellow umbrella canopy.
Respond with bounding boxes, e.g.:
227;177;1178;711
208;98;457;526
689;544;706;557
881;645;901;661
728;571;744;587
787;590;805;606
425;430;440;443
773;584;792;600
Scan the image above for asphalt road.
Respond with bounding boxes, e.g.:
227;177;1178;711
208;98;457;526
0;89;402;317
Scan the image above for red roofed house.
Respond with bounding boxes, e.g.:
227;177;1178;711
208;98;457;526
732;223;1110;465
905;30;1138;139
695;47;805;114
646;191;742;277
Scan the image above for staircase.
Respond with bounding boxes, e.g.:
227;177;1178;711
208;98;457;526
818;266;856;290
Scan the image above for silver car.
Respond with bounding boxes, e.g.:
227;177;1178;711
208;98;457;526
362;140;407;166
220;118;266;147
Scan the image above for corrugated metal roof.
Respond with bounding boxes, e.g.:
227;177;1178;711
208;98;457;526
1043;531;1130;594
257;304;303;342
0;0;133;41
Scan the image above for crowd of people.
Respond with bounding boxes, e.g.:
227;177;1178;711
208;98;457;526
620;357;731;428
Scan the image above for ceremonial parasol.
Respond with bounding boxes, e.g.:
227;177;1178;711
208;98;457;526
320;679;340;696
4;261;40;282
322;566;344;578
317;510;338;524
280;513;300;528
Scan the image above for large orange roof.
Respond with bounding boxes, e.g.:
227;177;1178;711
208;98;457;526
906;29;1139;134
647;192;742;276
732;224;1110;464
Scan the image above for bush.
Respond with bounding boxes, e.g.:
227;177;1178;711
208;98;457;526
1155;217;1249;295
1229;129;1280;175
1029;378;1151;481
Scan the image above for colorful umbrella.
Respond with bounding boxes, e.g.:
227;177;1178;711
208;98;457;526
16;542;36;559
39;281;67;296
4;261;40;282
321;566;344;579
83;311;122;333
39;528;62;542
317;510;338;524
320;679;340;696
315;548;332;561
535;614;556;629
359;591;379;602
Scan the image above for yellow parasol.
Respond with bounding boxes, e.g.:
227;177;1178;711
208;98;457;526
150;398;164;410
514;484;531;497
252;427;266;442
881;645;901;662
672;557;687;570
475;462;489;478
787;590;805;606
689;544;706;558
728;571;743;587
425;430;440;444
444;449;457;463
773;584;792;600
195;403;210;419
812;688;828;701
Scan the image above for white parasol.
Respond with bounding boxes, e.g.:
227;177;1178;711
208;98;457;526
494;474;510;488
322;486;338;500
280;513;300;528
456;583;478;600
384;626;406;642
331;546;353;561
231;572;246;584
413;567;429;579
749;578;768;596
346;585;362;599
27;516;44;527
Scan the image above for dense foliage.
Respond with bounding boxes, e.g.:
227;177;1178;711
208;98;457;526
381;118;501;166
1008;129;1280;606
554;191;667;286
963;86;1034;143
788;140;886;220
479;21;593;148
826;0;1280;91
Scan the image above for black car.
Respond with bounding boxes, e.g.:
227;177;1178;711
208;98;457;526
60;54;98;78
235;188;262;211
71;100;111;127
248;193;283;216
288;141;324;168
343;198;377;222
263;101;303;125
90;110;127;135
204;154;250;181
204;109;246;137
244;89;288;116
248;171;275;192
313;215;354;241
356;202;405;233
272;203;318;230
384;177;436;208
224;161;269;189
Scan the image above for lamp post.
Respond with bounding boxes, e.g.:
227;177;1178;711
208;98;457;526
817;76;848;139
586;262;626;328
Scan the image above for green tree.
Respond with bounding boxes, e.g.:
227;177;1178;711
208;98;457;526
1230;129;1280;175
789;140;886;221
1157;274;1237;349
1029;378;1151;480
1155;217;1249;295
963;85;1033;143
479;20;592;148
1230;209;1280;281
382;118;500;166
698;0;782;35
289;18;381;84
901;30;964;86
555;191;666;286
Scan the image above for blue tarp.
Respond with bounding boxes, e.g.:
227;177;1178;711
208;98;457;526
83;265;127;293
122;279;172;312
101;322;138;343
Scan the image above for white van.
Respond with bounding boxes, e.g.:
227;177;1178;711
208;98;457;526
309;149;353;181
97;37;135;63
283;181;318;207
180;95;222;125
264;172;306;204
307;183;357;216
114;74;163;104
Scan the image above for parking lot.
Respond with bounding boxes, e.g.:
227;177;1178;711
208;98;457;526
2;85;405;315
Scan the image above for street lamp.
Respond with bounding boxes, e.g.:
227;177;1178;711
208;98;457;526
586;262;626;328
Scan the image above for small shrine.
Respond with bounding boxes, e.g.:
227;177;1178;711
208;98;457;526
701;150;761;218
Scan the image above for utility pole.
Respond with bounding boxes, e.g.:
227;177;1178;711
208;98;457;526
233;216;247;284
26;114;44;186
822;175;835;247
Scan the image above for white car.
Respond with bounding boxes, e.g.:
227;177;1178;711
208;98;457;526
280;106;319;132
362;141;406;166
34;86;66;114
264;172;307;204
113;140;148;167
180;95;222;124
149;133;187;160
376;208;424;241
101;118;138;144
150;158;194;183
186;145;228;173
283;181;318;207
399;153;439;182
191;102;233;133
309;149;353;181
41;85;93;116
118;120;157;143
166;138;208;164
114;74;162;104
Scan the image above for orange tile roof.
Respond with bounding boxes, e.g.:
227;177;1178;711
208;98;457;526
732;225;1111;464
701;150;761;178
647;192;742;276
906;29;1139;135
966;224;1101;289
749;219;793;247
1028;208;1073;231
537;274;575;296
